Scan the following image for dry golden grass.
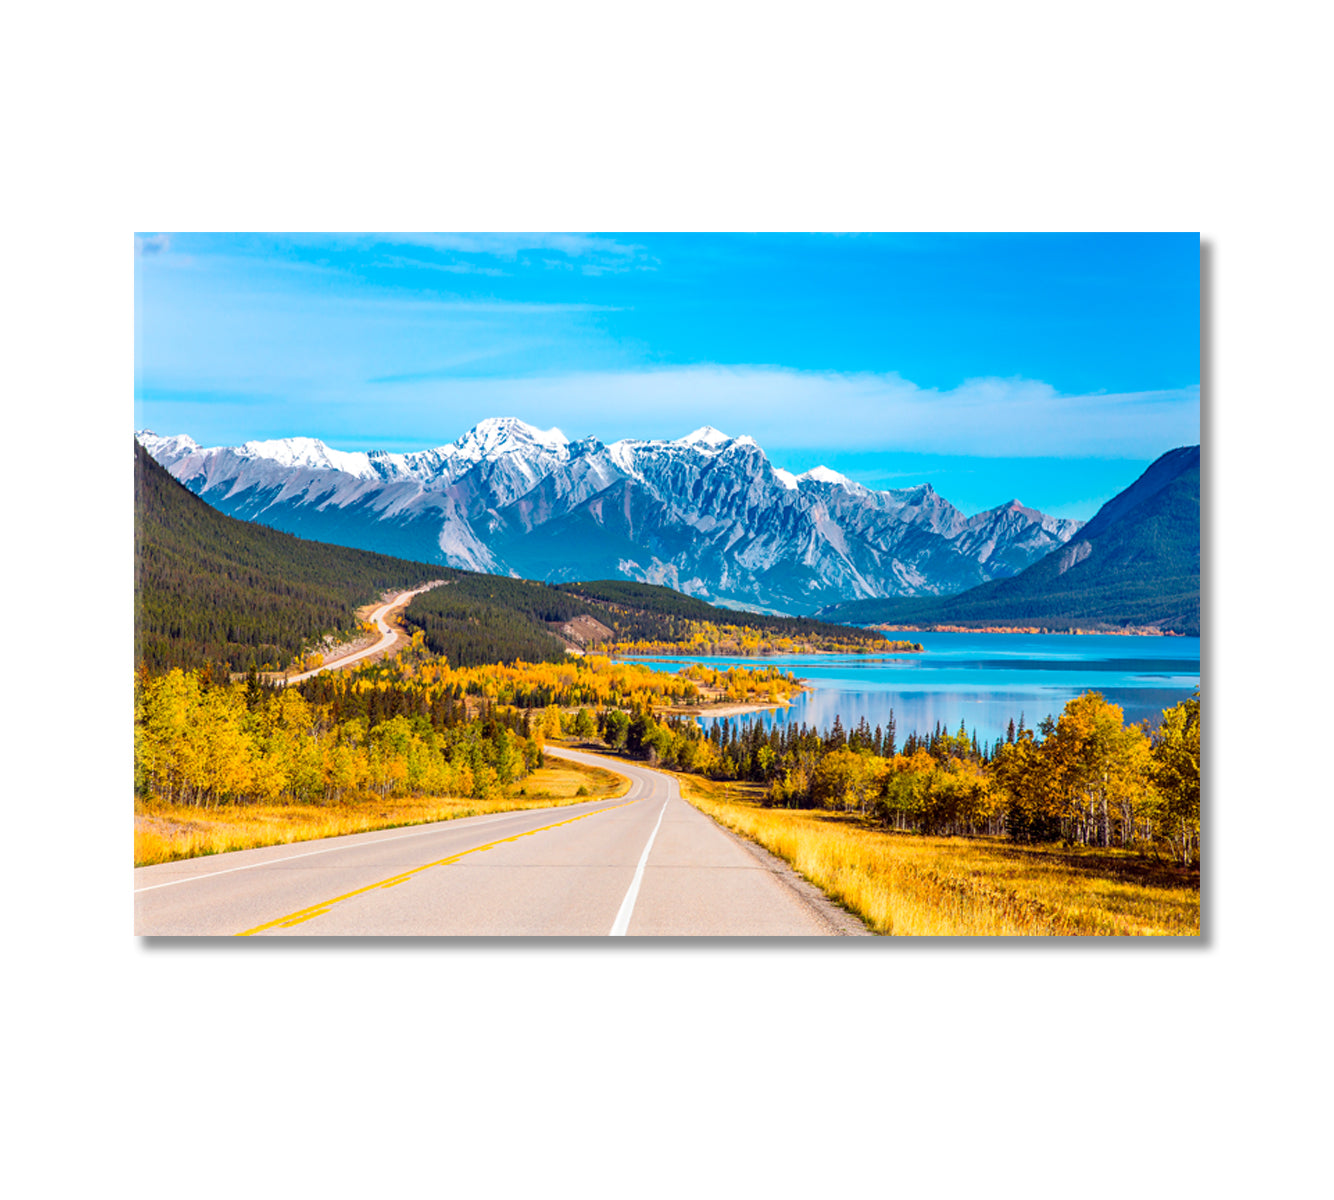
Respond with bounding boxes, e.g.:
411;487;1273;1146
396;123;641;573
134;759;629;867
676;775;1199;937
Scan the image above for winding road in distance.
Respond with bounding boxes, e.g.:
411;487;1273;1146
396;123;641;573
282;581;442;684
134;746;866;937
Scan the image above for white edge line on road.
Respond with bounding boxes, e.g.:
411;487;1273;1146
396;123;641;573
134;801;613;893
609;796;669;936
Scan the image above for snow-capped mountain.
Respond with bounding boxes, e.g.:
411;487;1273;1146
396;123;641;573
136;418;1082;613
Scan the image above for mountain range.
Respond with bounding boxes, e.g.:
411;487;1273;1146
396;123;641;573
815;445;1201;635
137;418;1082;615
134;439;883;674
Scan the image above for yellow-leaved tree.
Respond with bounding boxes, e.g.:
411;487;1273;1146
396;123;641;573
1044;692;1153;847
1152;693;1200;865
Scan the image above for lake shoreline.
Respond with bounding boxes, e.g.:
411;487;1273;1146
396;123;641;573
867;624;1190;637
660;690;808;719
635;629;1201;747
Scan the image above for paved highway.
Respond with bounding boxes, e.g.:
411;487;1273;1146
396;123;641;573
134;746;863;936
283;581;440;684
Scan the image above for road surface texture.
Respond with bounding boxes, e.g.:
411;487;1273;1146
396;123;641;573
134;746;867;936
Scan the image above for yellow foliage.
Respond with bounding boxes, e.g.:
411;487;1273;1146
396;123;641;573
678;777;1199;936
135;759;631;866
600;619;918;658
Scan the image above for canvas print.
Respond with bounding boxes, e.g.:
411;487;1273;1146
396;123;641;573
133;232;1201;936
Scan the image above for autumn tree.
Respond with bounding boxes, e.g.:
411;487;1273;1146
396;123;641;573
1152;693;1200;865
1043;692;1153;847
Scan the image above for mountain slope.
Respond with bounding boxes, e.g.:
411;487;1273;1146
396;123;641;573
814;446;1201;635
135;441;444;673
137;418;1081;614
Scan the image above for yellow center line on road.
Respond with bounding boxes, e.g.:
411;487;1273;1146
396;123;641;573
235;799;637;936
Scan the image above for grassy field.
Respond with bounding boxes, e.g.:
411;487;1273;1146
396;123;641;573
675;775;1200;937
134;758;629;867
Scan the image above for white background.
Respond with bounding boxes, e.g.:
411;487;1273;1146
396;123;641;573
6;2;1329;1196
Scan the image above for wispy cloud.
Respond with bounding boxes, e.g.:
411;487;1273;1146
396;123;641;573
386;365;1199;459
134;385;277;407
394;232;646;259
134;233;171;256
369;341;555;384
376;254;509;278
347;296;622;316
356;233;657;273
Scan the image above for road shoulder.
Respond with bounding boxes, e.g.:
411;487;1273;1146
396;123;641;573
683;803;874;936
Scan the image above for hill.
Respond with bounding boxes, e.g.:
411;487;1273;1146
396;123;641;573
815;447;1201;636
551;580;888;646
398;575;888;665
135;441;445;673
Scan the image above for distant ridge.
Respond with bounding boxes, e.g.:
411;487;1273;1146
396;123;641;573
815;446;1201;636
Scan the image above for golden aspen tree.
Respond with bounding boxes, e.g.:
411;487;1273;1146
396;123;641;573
1152;694;1200;865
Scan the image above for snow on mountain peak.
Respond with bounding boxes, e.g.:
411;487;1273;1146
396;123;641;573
773;467;800;491
453;417;569;460
680;426;732;448
136;430;199;457
237;436;378;480
797;465;851;486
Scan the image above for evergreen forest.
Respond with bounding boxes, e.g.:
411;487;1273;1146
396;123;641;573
135;442;442;674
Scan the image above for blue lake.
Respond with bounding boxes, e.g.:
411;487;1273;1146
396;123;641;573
629;631;1201;748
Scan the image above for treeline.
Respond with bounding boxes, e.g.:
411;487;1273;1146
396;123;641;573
398;577;589;667
552;579;887;648
588;691;1201;866
134;664;543;807
135;442;440;674
604;620;921;657
832;578;1200;638
401;574;891;665
301;645;801;715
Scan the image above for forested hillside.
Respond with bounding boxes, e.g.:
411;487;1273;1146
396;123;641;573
399;574;886;665
397;575;594;667
552;580;885;646
135;441;441;673
818;447;1201;635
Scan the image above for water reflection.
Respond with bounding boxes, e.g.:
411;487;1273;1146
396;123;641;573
629;631;1201;748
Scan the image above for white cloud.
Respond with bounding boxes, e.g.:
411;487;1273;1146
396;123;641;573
377;254;508;277
134;233;171;256
385;365;1200;458
291;232;656;272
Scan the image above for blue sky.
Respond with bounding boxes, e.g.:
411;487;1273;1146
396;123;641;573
133;232;1199;518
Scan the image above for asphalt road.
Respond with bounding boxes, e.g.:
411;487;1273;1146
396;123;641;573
282;581;440;684
134;746;860;936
